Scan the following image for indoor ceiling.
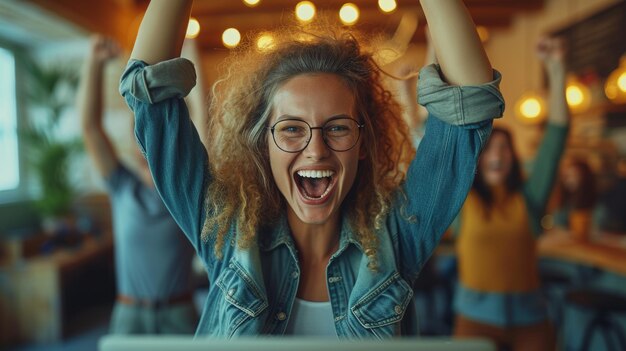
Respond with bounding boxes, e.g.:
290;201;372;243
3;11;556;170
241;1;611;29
0;0;84;48
21;0;545;51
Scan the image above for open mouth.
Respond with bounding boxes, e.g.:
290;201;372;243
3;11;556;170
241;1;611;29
487;159;504;171
294;169;336;202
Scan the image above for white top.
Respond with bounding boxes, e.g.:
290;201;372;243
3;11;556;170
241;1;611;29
284;298;337;337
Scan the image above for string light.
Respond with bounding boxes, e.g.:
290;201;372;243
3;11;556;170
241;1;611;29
295;1;316;23
515;91;547;123
243;0;260;7
619;73;626;91
222;28;241;48
566;76;591;113
605;55;626;103
186;17;200;39
257;33;275;51
378;0;397;13
339;3;359;26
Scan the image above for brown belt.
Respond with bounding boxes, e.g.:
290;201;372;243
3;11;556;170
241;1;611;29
117;291;193;308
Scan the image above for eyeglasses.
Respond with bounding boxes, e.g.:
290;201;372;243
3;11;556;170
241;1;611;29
269;117;364;153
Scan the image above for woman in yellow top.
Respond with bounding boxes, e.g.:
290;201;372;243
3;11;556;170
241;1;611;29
453;37;570;351
553;157;597;242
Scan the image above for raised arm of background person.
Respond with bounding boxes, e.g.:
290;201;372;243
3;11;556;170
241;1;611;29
540;37;569;127
78;35;121;178
130;0;193;64
524;37;570;234
419;0;492;85
382;26;436;135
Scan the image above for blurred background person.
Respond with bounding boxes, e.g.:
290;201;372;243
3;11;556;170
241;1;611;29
451;37;570;351
77;35;198;334
553;157;597;241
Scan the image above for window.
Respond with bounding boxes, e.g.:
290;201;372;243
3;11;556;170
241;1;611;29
0;47;19;193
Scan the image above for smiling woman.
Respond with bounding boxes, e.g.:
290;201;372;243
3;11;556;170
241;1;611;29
268;73;365;245
120;0;504;338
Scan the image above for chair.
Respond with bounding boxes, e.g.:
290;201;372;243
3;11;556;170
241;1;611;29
564;289;626;351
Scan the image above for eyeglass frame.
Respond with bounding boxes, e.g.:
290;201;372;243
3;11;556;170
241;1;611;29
268;116;365;153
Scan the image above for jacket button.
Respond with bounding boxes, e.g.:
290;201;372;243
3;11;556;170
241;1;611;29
328;276;342;283
276;312;287;321
228;288;236;297
394;305;403;315
291;271;299;279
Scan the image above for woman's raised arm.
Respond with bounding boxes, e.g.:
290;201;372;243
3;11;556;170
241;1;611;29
419;0;492;85
130;0;193;64
120;0;209;258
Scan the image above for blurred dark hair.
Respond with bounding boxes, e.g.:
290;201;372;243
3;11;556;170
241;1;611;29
558;158;596;210
472;127;524;216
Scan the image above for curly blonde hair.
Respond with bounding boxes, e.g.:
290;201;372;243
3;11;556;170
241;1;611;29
203;21;415;268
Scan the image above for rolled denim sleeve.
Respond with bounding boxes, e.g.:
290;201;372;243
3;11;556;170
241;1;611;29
119;59;210;260
418;64;504;126
119;57;196;105
390;65;505;281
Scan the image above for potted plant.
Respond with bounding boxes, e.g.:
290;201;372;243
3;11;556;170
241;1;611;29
20;57;82;239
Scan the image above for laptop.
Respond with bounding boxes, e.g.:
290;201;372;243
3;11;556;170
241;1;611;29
99;336;495;351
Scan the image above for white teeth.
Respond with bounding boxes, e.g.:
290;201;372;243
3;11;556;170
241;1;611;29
297;170;335;178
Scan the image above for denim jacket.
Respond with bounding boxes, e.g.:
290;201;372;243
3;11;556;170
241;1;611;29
119;58;504;338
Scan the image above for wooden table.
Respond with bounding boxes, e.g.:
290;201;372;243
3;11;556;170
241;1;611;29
537;230;626;276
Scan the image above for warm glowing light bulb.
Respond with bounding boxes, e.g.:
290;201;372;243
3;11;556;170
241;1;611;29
566;77;591;112
186;18;200;39
243;0;260;6
566;85;584;107
222;28;241;48
618;72;626;92
605;55;626;103
295;1;316;23
378;0;397;13
257;33;275;51
339;3;359;26
516;92;546;123
521;98;542;119
606;84;618;100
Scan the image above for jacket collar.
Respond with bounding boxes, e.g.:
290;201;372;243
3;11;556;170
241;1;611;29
258;213;364;255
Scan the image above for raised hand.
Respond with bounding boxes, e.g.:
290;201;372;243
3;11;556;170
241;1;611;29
89;35;121;64
537;36;569;125
536;36;566;76
78;34;121;178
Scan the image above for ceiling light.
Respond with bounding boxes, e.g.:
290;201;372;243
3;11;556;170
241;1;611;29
186;18;200;39
257;33;275;51
605;55;626;103
566;76;591;113
515;91;547;123
378;0;397;13
295;1;316;23
243;0;260;7
339;3;359;26
222;28;241;48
